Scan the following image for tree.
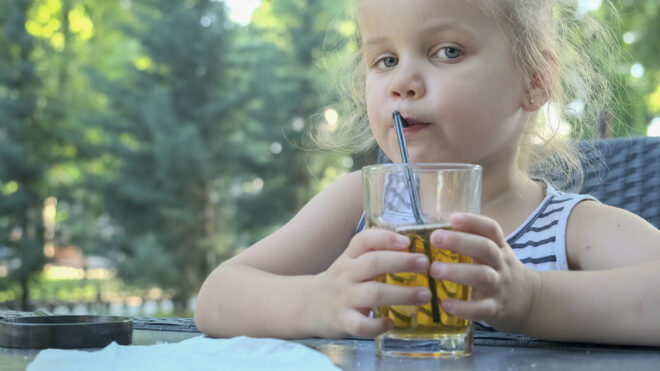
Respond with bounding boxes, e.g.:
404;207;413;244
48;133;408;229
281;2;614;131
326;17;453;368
585;0;658;136
229;0;359;241
609;0;660;133
0;0;47;309
93;0;238;311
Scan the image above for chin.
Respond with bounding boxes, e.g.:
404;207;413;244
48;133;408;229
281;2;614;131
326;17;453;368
408;152;442;163
410;157;440;164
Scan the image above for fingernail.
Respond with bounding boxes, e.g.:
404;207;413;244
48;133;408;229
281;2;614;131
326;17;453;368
442;300;453;313
415;256;429;270
417;289;431;302
451;214;466;227
430;262;444;277
395;234;410;247
433;230;446;245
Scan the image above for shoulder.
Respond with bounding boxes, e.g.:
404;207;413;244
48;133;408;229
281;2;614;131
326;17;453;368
324;169;363;196
310;170;363;214
284;169;364;238
566;200;660;270
296;169;363;232
229;170;364;275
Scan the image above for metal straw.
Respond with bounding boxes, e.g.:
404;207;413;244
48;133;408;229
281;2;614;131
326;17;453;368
392;110;441;323
393;111;423;224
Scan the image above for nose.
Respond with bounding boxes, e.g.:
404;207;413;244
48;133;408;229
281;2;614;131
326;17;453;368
389;62;426;100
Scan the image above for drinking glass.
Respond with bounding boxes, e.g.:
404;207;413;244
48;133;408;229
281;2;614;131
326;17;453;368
362;163;482;357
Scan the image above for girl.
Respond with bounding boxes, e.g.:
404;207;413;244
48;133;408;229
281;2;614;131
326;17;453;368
195;0;660;345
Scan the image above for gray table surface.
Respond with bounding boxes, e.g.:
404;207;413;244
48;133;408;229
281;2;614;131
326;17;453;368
2;329;660;371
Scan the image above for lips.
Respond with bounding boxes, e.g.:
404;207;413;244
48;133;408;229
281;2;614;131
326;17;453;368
399;116;431;134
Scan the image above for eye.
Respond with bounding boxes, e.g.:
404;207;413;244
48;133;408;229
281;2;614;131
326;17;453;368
374;56;399;69
436;46;463;60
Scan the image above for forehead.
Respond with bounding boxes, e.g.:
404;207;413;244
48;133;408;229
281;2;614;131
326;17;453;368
357;0;500;40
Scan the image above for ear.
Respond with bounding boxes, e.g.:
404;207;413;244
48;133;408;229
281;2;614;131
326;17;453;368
521;72;551;112
521;51;556;112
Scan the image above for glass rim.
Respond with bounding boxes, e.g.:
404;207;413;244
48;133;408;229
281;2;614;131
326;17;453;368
362;163;482;172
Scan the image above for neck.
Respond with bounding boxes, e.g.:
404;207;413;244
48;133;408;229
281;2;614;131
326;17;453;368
482;165;529;205
480;159;544;236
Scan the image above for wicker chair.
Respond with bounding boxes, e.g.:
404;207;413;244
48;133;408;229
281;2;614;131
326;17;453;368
377;136;660;228
576;136;660;229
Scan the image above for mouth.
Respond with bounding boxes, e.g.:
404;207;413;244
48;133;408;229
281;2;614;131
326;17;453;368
400;116;431;132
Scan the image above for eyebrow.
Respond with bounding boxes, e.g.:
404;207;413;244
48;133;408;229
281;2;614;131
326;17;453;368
363;21;479;47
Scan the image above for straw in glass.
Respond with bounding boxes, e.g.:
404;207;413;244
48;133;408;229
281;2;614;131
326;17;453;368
392;110;441;323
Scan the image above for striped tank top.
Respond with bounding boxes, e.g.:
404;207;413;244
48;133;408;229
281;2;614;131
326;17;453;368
356;183;596;271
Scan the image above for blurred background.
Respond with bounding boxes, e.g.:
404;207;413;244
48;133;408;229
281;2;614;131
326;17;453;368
0;0;658;317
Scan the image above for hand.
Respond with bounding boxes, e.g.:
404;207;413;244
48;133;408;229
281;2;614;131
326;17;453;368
311;229;433;338
428;213;542;334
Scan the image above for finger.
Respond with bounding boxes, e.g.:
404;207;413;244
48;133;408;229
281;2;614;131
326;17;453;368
344;310;393;338
430;262;500;293
430;229;502;268
352;250;429;282
348;281;431;308
448;213;506;248
441;297;498;322
346;229;410;259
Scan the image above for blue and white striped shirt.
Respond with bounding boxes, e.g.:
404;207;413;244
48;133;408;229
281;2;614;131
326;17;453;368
504;183;596;271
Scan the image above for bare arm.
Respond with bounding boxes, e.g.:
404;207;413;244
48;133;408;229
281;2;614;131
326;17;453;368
194;171;364;338
527;202;660;345
194;171;433;339
427;203;660;345
526;261;660;345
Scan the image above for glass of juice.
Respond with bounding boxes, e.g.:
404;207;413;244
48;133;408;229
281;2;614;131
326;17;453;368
362;163;482;358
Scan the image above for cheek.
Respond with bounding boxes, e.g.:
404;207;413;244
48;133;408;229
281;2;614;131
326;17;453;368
365;76;383;108
438;74;520;129
365;82;400;160
365;79;387;133
471;62;523;114
435;84;487;128
438;79;525;161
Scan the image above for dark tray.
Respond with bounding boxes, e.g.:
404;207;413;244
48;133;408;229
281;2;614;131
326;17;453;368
0;315;132;349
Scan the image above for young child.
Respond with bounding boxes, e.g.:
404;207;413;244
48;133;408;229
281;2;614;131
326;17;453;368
195;0;660;345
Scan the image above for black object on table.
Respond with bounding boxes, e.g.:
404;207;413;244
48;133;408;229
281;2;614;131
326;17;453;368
0;315;132;349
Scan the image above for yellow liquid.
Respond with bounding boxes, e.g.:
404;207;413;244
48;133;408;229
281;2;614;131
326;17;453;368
375;225;472;339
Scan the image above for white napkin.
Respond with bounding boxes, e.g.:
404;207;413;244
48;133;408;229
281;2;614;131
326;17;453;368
27;335;341;371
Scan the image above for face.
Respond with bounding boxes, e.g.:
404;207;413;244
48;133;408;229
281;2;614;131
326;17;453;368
359;0;530;167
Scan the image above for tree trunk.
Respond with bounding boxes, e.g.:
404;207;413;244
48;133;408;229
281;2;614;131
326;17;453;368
20;277;30;311
172;290;188;316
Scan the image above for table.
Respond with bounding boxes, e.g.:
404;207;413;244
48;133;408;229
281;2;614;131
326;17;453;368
297;337;660;371
2;328;660;371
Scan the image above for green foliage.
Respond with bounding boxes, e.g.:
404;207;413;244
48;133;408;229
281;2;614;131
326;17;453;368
89;0;239;307
0;0;48;306
228;0;353;238
591;0;659;135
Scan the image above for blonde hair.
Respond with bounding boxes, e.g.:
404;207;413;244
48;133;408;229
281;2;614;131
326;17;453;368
315;0;620;191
